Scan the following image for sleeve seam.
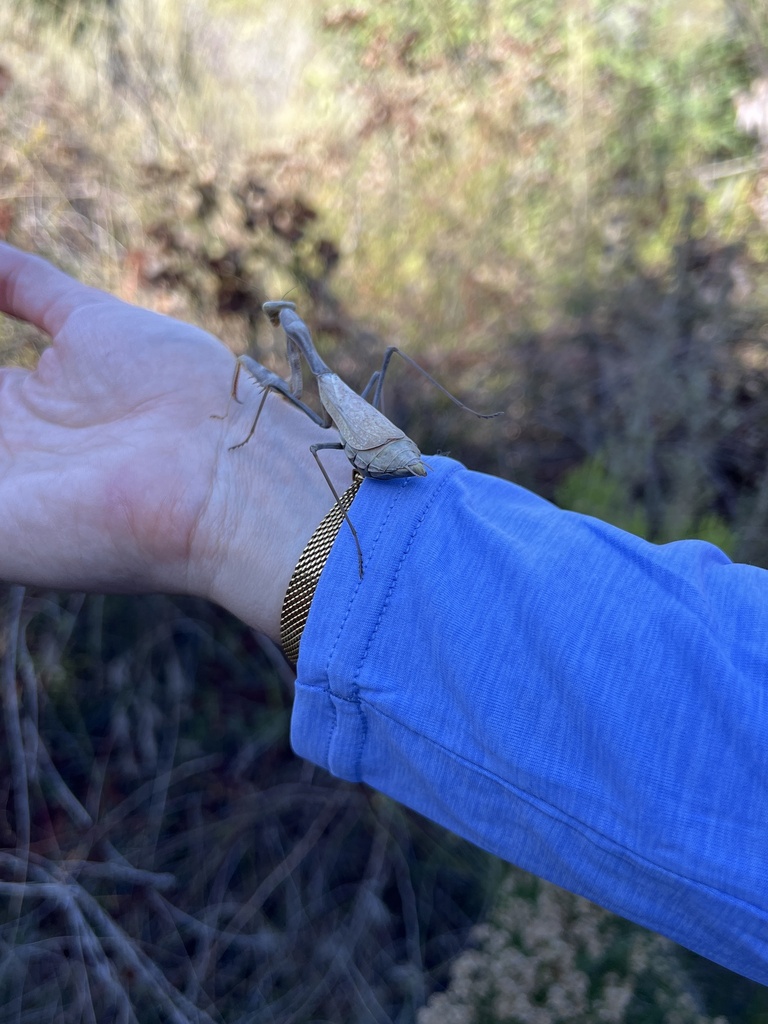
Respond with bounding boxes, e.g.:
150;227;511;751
323;464;461;781
322;478;410;675
351;468;459;689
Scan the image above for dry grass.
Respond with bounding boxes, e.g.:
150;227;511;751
0;586;500;1022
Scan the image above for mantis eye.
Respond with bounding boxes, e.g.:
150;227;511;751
262;300;297;326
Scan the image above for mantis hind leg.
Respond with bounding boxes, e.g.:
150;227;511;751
310;443;364;578
361;346;502;420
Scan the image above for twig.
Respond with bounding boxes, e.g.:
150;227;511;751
219;797;342;945
385;809;426;1005
83;753;223;849
17;628;39;784
145;653;184;865
62;860;177;892
58;885;136;1024
254;630;297;692
0;879;68;899
693;155;764;183
36;736;94;830
147;889;281;953
0;876;137;1024
1;586;30;911
75;883;220;1024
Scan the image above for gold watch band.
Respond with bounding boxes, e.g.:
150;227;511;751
280;473;363;666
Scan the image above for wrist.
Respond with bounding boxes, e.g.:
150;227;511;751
197;393;355;643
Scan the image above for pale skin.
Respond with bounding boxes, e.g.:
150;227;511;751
0;242;353;641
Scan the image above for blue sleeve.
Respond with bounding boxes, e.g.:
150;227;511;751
291;455;768;985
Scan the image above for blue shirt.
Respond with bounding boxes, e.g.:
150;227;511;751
291;456;768;984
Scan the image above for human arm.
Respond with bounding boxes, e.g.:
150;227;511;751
293;456;768;984
0;242;352;640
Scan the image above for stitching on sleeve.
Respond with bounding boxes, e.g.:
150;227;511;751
324;478;410;675
322;690;339;767
351;469;457;687
322;461;461;780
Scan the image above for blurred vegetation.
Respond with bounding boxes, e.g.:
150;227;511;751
0;587;499;1022
1;0;768;1020
418;871;734;1024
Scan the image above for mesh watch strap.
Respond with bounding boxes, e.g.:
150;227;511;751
280;473;363;665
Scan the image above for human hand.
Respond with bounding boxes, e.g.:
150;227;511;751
0;243;350;639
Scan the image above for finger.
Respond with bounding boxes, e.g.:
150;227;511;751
0;242;110;337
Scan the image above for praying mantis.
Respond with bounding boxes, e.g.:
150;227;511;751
220;300;501;575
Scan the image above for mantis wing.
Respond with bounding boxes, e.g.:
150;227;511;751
317;372;406;452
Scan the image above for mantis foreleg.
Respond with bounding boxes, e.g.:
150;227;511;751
226;355;331;451
222;356;363;575
286;337;303;399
